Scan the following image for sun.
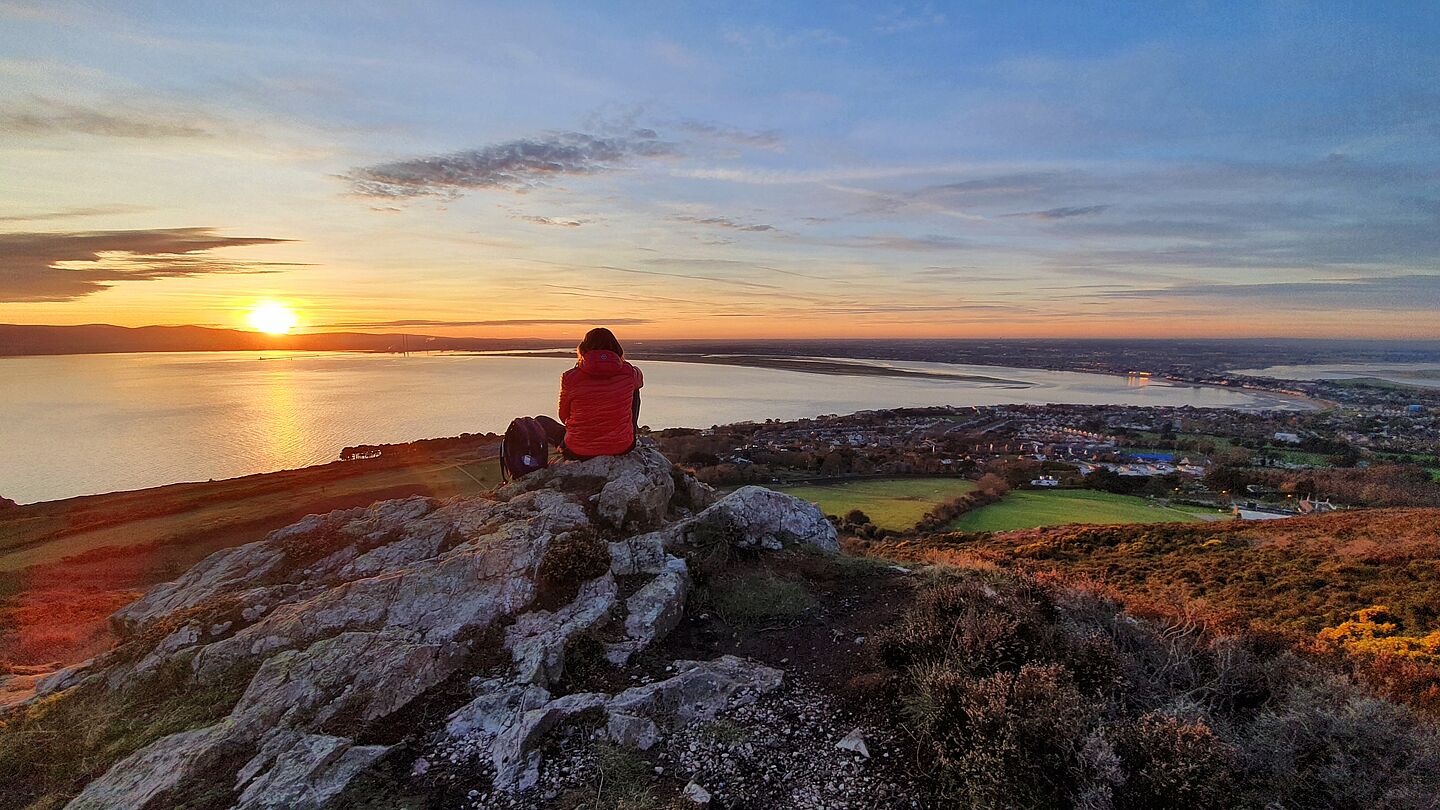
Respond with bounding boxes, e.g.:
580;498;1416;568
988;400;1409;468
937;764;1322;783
246;301;300;335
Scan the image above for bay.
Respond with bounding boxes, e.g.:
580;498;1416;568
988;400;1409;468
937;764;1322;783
1;351;1304;503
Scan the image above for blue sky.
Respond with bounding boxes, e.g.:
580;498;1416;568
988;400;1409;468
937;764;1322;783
1;0;1437;338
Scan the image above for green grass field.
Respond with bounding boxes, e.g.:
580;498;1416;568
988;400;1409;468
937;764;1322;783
777;477;976;530
947;489;1208;533
1269;449;1332;466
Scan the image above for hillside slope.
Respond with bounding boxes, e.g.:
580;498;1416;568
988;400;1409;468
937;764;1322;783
866;508;1440;717
2;455;1438;809
879;509;1440;635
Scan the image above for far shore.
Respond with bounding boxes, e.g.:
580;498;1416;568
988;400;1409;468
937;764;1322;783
463;350;1037;385
467;350;1324;410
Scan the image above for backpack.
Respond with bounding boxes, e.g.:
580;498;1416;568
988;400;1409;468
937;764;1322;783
500;417;550;481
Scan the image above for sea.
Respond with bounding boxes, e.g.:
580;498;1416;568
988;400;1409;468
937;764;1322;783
1;351;1307;504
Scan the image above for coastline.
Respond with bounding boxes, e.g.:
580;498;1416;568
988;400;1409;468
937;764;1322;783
462;350;1034;385
476;350;1324;410
1178;379;1326;411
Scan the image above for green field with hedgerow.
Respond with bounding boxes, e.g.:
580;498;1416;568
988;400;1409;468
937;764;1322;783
777;477;976;530
947;489;1212;532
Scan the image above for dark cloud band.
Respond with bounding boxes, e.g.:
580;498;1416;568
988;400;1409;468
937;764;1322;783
347;131;675;199
0;228;295;302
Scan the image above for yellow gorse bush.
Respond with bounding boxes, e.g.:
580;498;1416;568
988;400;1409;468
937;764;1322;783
1318;606;1440;663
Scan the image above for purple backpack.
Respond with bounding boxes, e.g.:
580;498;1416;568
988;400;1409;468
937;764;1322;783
500;417;550;481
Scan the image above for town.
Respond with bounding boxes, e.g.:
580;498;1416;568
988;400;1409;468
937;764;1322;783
652;388;1440;531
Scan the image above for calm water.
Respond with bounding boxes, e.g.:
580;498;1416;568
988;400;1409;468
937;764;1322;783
1;351;1302;503
1234;362;1440;389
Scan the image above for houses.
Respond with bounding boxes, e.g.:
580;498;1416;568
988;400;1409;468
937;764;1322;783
1298;497;1337;514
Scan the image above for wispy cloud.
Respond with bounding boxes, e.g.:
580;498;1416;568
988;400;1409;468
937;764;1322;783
1003;204;1110;220
513;214;588;227
0;96;211;138
677;119;782;150
874;4;947;34
0;228;296;302
1102;274;1440;310
671;214;777;232
596;263;783;290
720;25;848;50
317;318;649;329
0;204;148;222
850;234;972;251
0;1;75;23
346;130;676;199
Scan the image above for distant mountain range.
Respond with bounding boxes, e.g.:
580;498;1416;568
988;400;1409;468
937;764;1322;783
0;324;554;356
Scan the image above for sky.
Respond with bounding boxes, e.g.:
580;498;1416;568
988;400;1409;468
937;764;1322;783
1;0;1438;340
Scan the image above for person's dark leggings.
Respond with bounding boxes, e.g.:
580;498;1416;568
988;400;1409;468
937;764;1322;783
535;391;641;461
534;415;568;449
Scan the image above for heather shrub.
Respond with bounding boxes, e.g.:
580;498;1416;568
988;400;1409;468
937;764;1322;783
537;530;611;603
874;574;1058;675
866;566;1440;809
907;662;1095;807
1111;713;1234;810
1352;652;1440;715
1237;675;1440;809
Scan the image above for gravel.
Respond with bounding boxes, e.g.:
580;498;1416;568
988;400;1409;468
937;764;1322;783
442;676;927;809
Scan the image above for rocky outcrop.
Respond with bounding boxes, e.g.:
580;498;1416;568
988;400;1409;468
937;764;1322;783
617;484;841;561
47;443;832;809
683;485;840;552
438;656;783;791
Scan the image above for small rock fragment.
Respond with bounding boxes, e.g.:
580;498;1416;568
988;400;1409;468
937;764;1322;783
836;727;870;758
683;780;713;804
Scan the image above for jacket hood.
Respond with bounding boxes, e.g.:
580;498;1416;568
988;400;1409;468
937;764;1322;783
577;349;627;377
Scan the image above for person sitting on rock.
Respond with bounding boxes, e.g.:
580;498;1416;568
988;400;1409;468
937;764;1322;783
534;327;643;460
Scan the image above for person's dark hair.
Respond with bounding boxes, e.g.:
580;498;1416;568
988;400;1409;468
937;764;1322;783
578;327;623;357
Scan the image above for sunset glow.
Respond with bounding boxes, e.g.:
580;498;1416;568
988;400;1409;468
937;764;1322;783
246;302;299;335
0;3;1437;339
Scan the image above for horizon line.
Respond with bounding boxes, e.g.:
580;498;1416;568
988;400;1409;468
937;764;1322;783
4;322;1440;345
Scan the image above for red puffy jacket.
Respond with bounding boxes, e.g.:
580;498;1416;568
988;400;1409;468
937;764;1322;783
558;350;643;457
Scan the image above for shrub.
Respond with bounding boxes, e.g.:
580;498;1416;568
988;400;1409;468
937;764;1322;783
1352;653;1440;716
538;530;611;603
1237;675;1440;809
1111;714;1234;810
910;662;1095;808
874;575;1055;675
1318;606;1440;664
861;566;1440;809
